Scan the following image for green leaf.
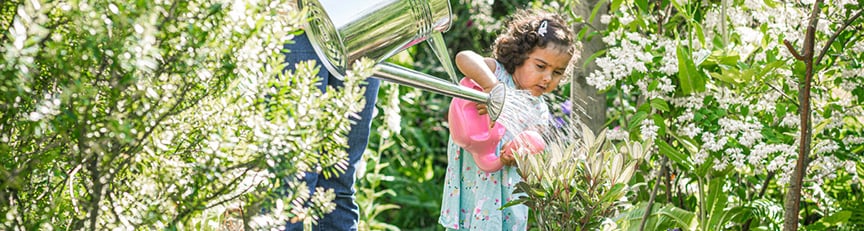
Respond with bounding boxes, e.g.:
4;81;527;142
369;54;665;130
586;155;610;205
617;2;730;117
577;26;591;42
628;111;649;131
709;70;742;85
757;61;786;77
589;0;609;24
653;114;667;137
704;50;739;67
694;24;706;47
635;0;650;12
601;183;626;203
583;49;608;71
501;197;531;209
676;44;706;94
657;139;691;168
611;0;624;12
820;210;852;226
656;204;697;229
650;98;670;112
706;176;730;228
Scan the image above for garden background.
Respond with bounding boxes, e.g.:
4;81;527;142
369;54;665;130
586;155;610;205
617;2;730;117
1;0;862;230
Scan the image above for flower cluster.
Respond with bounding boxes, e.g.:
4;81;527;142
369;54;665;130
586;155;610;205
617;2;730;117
0;0;373;229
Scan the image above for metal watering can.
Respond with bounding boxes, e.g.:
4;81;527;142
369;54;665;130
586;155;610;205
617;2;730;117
298;0;507;121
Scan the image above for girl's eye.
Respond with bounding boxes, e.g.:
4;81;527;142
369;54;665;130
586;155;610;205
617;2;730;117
536;64;545;69
554;71;564;76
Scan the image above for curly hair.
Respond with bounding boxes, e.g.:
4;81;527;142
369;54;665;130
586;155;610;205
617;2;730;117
492;9;577;75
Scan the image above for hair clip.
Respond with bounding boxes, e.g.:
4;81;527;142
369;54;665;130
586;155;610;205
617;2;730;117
537;20;548;37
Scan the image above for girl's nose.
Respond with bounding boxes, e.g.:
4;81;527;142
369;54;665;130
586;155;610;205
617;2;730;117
542;72;552;82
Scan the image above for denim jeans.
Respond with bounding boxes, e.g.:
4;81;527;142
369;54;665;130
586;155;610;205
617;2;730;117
283;33;380;231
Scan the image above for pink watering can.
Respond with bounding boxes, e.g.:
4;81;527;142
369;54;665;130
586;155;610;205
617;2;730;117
449;78;545;172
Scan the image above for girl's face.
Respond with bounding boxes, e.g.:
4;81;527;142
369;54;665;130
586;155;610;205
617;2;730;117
512;46;571;96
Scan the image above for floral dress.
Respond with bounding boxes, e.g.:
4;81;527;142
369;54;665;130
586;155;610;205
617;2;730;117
439;60;549;231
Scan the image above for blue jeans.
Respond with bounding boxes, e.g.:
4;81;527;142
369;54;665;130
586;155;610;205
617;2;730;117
283;33;380;231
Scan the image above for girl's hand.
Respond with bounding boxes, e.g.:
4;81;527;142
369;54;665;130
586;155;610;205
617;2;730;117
476;103;488;115
500;146;517;166
475;103;497;128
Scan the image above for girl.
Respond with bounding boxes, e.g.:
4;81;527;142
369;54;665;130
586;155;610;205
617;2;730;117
439;9;579;230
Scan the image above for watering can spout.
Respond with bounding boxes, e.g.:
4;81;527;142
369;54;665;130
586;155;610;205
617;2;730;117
373;63;506;122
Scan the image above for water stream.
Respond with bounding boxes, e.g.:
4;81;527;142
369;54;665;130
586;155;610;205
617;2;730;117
495;93;590;156
427;32;460;84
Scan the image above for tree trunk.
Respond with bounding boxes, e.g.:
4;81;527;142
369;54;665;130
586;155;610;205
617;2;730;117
782;1;823;230
571;0;608;132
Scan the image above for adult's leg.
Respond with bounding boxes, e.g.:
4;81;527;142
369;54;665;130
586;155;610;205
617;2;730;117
315;74;379;231
282;33;328;231
283;32;381;231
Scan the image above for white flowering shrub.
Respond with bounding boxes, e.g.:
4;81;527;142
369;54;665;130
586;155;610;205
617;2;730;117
0;0;372;229
587;0;863;229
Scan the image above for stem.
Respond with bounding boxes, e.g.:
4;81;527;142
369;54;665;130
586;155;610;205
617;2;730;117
815;10;863;65
742;171;775;231
698;176;707;231
766;83;799;107
656;0;665;35
783;1;823;230
721;0;728;49
639;156;667;231
664;168;673;203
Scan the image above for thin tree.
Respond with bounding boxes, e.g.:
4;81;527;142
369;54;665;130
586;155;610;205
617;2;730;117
782;1;862;230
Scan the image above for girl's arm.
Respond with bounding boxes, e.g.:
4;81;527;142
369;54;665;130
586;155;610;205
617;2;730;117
455;50;499;91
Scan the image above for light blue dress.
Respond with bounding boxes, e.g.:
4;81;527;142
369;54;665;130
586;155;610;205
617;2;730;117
439;60;549;231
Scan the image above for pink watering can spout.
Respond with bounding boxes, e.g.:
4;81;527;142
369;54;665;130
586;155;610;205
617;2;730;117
448;78;545;172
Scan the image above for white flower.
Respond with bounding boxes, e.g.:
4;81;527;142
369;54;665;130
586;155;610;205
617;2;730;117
845;161;858;176
657;39;678;75
679;123;701;139
606;127;630;141
620;84;632;95
813;140;839;154
713;158;728;171
727;148;746;170
780;114;799;128
656;76;675;94
619;12;634;25
767;152;791;172
701;132;727;152
600;15;612;24
843;136;864;146
677;110;694;123
750;143;796;170
27;93;62;121
717;117;762;148
755;91;779;113
640;119;659;140
736;26;763;45
743;0;767;10
693;149;709;165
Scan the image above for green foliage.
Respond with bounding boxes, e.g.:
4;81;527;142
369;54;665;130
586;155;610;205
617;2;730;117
366;82;450;229
617;202;697;231
592;0;864;230
510;124;652;230
0;0;373;229
357;138;401;231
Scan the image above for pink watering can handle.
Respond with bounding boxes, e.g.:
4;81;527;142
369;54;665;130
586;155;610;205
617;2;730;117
501;130;546;158
448;78;508;172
